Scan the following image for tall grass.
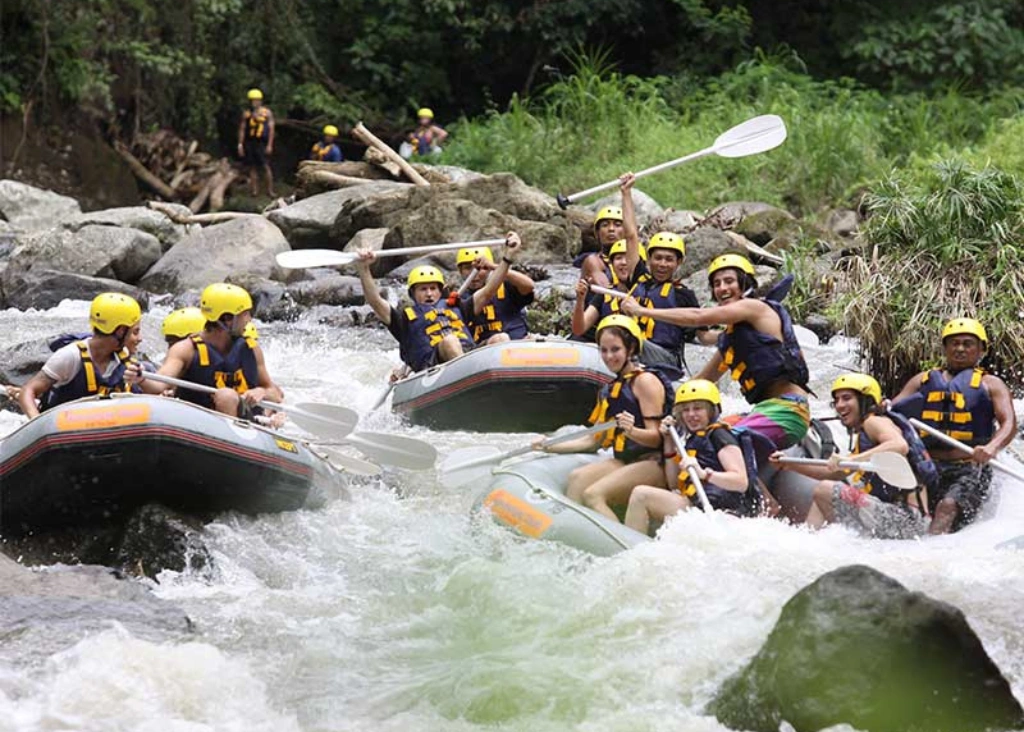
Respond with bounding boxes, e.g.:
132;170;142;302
443;52;1024;216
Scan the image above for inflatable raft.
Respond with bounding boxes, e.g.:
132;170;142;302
392;339;613;432
0;394;339;536
473;421;833;555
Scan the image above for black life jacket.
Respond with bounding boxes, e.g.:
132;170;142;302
399;301;473;372
635;279;698;351
589;365;677;462
677;423;762;516
461;283;530;342
915;367;994;448
179;334;259;410
855;412;939;503
40;340;129;411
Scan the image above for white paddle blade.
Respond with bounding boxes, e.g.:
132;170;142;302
346;431;437;470
713;115;787;159
321;448;383;477
440;446;504;488
287;403;359;440
276;249;356;269
870;452;918;490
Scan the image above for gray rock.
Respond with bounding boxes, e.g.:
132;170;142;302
268;187;405;250
5;224;161;284
0;337;53;385
0;179;81;232
678;227;739;277
825;208;860;239
115;504;212;578
286;274;364;307
139;216;291;294
453;173;561;222
706;200;778;225
343;227;389;253
708;564;1024;732
586;188;664;227
428;164;485;184
656;209;699;232
64;205;193;252
734;207;798;245
2;269;150;312
803;313;835;344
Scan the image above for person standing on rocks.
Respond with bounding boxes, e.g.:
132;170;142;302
402;107;448;159
891;318;1016;534
18;293;142;418
310;125;343;162
355;233;522;373
453;245;535;344
127;283;283;419
237;88;275;197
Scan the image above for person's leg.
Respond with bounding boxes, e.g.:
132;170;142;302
437;334;465;363
485;333;511;345
212;388;241;417
731;396;810;453
566;458;622;502
581;459;666;521
263;163;275;197
625;485;691;534
929;462;992;534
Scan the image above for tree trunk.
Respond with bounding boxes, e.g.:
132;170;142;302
115;142;178;200
352;122;429;187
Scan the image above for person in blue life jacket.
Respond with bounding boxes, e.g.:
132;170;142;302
770;374;936;540
622;253;812;457
454;245;535;344
571;238;648;339
310;124;343;162
404;107;448;158
890;318;1016;534
161;307;207;347
535;315;673;520
356;233;523;374
237;88;275;197
626;379;758;535
577;177;631;288
127;283;283;418
18;293;143;419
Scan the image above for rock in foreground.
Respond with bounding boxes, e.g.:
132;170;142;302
708;564;1024;732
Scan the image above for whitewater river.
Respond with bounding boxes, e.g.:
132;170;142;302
1;299;1022;731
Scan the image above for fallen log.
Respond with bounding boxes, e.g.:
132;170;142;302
307;170;410;190
352;122;429;187
209;168;240;212
115;141;177;200
148;200;254;225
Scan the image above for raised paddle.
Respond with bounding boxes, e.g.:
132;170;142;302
667;427;714;513
275;239;505;270
556;115;787;209
909;418;1024;483
440;420;617;488
776;452;918;489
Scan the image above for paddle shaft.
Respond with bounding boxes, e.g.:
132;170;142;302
374;239;504;261
446;421;617;473
589;284;628;300
779;456;881;472
909;418;1024;482
139;371;288;415
668;428;713;513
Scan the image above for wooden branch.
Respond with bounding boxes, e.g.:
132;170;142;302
148;200;254;225
188;174;217;213
725;230;785;266
115;141;177;200
307;170;408;190
352;122;429;187
209;169;239;212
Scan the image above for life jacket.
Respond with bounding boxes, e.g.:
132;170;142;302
413;127;436;156
717;298;809;404
589;365;676;462
179;334;259;410
676;423;762;516
854;411;939;504
915;368;994;448
245;108;270;141
635;279;698;351
399;301;473;372
462;284;529;342
310;141;341;161
40;341;129;411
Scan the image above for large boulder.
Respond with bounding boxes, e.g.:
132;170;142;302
708;564;1024;732
2;269;151;312
678;227;738;277
0;337;53;385
451;173;561;222
115;504;212;578
64;205;194;252
0;179;81;233
706;200;778;225
4;224;161;284
269;185;404;250
139;216;291;294
286;274;364;307
586;188;664;227
733;207;798;246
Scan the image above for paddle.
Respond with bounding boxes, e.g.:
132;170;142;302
777;452;918;489
319;432;437;471
909;418;1024;483
667;427;714;512
556;115;787;209
315;447;383;477
440;420;617;488
275;239;505;270
138;372;358;439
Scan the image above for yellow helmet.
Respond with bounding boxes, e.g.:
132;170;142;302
90;293;142;334
941;317;988;347
456;247;494;266
607;239;647;261
407;265;445;289
243;322;260;342
161;307;206;339
594;206;623;230
648;231;685;258
831;373;882;405
417;107;434;120
200;283;253;321
674;379;722;407
323;124;339;137
596;314;644;351
247;88;263;100
708;253;756;279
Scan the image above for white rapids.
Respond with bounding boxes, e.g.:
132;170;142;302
0;301;1022;732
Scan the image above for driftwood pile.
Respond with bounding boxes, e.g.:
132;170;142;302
115;130;238;213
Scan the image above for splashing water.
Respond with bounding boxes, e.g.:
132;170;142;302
1;301;1022;732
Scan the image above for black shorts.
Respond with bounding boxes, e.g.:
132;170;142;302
243;140;268;166
931;461;993;529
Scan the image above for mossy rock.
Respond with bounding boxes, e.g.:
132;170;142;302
733;207;798;246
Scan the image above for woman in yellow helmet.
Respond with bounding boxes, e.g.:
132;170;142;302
355;234;522;373
401;107;448;159
310;124;343;162
537;315;674;520
237;88;275;197
625;380;755;535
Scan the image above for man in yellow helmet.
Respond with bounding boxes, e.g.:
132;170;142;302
237;88;276;197
576;176;632;288
402;107;448;159
454;245;535;344
355;233;522;373
129;284;282;418
19;293;143;418
891;317;1016;533
310;124;343;162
